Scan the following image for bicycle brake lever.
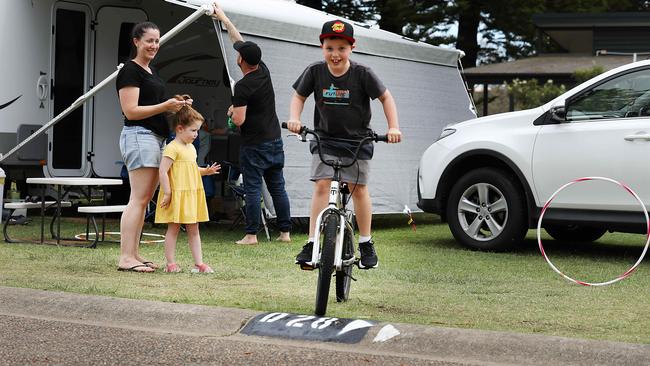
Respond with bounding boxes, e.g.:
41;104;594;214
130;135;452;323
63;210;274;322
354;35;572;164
287;133;307;142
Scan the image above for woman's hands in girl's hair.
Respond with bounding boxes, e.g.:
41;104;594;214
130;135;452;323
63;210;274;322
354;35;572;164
159;191;172;208
165;98;192;113
204;162;221;176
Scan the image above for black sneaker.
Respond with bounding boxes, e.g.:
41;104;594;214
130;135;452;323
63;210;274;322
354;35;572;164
358;240;378;269
295;241;314;264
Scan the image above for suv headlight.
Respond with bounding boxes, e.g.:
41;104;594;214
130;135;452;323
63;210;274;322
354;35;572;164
437;128;456;141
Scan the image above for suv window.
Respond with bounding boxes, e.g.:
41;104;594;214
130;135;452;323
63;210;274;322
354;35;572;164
567;69;650;121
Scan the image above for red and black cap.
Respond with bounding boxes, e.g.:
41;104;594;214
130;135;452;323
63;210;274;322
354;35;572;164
319;19;355;44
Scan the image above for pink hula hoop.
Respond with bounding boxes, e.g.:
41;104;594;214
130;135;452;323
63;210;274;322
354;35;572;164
536;176;650;286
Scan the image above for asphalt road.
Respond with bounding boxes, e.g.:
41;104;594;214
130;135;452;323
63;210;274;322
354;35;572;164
0;286;648;365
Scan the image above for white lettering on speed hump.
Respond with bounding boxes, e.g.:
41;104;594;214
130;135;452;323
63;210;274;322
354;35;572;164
240;312;375;343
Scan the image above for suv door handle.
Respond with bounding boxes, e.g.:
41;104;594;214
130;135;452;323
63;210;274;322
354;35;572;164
624;133;650;141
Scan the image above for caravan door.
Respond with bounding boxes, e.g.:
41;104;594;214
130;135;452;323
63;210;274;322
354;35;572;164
93;7;148;178
48;2;92;177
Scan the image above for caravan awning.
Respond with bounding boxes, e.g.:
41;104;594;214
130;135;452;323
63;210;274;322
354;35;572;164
166;0;463;67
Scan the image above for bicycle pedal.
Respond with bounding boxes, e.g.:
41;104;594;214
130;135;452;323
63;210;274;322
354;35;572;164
299;263;315;271
356;261;377;270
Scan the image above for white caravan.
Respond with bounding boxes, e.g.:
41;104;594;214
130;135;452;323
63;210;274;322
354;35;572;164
0;0;475;215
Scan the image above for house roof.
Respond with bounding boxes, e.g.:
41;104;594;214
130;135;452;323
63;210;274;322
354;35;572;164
463;54;635;84
532;13;650;28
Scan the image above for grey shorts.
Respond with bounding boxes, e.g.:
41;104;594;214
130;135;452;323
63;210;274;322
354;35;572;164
311;153;370;185
119;125;165;171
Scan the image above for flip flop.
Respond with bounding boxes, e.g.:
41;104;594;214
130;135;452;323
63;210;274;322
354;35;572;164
117;264;154;273
141;261;160;269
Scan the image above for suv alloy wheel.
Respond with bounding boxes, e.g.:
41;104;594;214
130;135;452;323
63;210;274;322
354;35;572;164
446;168;528;250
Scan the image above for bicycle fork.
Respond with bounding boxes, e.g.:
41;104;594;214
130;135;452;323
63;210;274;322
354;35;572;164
309;180;350;270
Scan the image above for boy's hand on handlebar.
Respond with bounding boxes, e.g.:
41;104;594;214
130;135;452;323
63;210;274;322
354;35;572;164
387;128;402;143
286;120;302;134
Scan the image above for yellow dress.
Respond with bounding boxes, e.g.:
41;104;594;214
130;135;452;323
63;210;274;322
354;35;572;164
154;140;209;224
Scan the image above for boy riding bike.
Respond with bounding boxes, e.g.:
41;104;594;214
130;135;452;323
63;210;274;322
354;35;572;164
287;19;402;269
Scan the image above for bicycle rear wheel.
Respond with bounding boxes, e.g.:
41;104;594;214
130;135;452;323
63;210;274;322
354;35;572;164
336;228;354;302
315;214;337;316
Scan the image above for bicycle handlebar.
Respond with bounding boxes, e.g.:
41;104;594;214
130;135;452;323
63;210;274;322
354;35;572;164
281;122;388;168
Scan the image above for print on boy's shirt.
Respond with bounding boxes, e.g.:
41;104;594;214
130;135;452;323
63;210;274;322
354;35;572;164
322;84;350;106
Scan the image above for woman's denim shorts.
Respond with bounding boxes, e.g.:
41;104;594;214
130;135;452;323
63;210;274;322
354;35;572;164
119;126;165;171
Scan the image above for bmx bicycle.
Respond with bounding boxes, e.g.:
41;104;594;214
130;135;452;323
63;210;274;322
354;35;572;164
282;123;388;316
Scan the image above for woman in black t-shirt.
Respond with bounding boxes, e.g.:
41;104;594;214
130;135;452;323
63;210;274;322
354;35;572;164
116;22;188;273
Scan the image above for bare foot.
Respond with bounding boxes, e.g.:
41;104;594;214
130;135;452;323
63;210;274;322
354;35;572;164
164;263;182;273
235;234;258;245
276;232;291;243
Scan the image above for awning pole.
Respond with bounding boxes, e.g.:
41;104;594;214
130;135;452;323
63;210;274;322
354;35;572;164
0;4;213;163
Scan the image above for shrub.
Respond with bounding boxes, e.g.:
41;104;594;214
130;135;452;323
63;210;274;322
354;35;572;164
507;79;567;110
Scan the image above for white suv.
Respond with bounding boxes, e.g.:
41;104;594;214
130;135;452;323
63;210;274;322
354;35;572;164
418;60;650;250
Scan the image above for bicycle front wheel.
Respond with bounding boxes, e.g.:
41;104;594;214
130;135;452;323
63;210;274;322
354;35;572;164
315;214;337;316
336;228;354;302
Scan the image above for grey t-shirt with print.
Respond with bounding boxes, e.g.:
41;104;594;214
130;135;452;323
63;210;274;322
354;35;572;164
293;60;386;139
293;61;386;159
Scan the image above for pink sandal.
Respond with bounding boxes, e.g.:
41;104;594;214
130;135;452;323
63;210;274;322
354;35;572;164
164;263;182;273
191;263;214;273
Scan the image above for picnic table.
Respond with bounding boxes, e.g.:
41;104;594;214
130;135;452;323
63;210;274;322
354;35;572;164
3;177;123;247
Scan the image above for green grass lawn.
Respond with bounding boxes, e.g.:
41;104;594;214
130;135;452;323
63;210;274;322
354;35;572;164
1;213;649;344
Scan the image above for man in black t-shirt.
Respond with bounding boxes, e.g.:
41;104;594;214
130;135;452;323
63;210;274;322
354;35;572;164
212;4;291;245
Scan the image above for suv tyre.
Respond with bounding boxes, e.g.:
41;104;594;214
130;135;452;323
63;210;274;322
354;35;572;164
446;168;527;251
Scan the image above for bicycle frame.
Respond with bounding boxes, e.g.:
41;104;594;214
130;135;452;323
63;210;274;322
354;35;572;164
283;122;387;272
308;179;356;271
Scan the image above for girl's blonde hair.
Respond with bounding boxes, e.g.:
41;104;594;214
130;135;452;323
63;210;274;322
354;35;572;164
170;94;204;128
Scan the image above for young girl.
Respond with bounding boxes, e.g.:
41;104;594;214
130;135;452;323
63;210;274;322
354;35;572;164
155;95;220;273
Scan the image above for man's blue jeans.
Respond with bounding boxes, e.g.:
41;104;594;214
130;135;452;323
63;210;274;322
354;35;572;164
239;138;292;234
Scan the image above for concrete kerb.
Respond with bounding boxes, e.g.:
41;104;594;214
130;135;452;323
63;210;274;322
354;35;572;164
1;286;649;365
0;286;257;338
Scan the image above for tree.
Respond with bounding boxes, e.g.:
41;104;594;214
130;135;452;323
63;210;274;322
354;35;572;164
294;0;321;10
297;0;650;68
451;0;650;67
323;0;377;22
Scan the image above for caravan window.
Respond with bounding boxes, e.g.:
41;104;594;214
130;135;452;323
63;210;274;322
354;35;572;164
52;8;88;170
118;23;136;65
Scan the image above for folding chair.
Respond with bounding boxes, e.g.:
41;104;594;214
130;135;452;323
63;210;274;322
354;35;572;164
224;161;271;241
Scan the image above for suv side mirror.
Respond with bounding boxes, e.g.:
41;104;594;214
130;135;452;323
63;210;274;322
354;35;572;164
549;105;566;123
